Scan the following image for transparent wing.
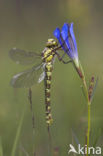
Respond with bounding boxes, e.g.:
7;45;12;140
38;72;45;83
9;48;41;65
10;64;45;88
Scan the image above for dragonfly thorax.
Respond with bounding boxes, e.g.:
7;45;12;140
42;39;58;63
42;48;55;63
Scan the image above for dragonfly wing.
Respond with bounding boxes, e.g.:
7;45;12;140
38;72;45;83
10;64;43;88
9;48;41;65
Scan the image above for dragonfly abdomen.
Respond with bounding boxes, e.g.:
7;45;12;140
44;62;53;127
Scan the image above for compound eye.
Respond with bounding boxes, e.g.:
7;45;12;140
46;39;58;47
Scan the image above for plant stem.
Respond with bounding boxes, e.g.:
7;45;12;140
74;61;91;155
87;101;91;156
82;77;91;156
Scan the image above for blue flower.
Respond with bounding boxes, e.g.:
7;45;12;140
53;23;79;67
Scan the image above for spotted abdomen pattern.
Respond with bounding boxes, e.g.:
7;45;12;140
43;48;55;128
44;62;53;127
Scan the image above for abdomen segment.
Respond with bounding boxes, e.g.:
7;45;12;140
44;63;53;129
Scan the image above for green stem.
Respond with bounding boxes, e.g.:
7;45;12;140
78;63;90;156
82;79;91;156
82;78;91;156
74;61;91;156
82;81;89;148
87;101;91;156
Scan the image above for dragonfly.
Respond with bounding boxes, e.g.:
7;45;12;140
9;38;71;130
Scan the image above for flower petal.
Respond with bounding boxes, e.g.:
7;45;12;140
53;28;61;40
70;23;77;52
53;28;63;48
61;23;69;42
61;23;70;50
61;23;74;58
53;23;79;62
53;27;68;52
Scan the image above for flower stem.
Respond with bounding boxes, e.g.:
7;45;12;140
76;62;91;156
87;101;90;156
82;80;90;153
81;77;91;156
82;78;91;156
74;61;91;155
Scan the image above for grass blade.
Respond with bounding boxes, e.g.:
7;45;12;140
71;129;85;156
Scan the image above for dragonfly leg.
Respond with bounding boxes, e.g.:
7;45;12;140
56;51;72;64
28;88;35;131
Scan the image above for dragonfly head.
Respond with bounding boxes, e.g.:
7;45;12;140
46;39;58;48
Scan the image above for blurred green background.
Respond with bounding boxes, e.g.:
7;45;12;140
0;0;103;155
